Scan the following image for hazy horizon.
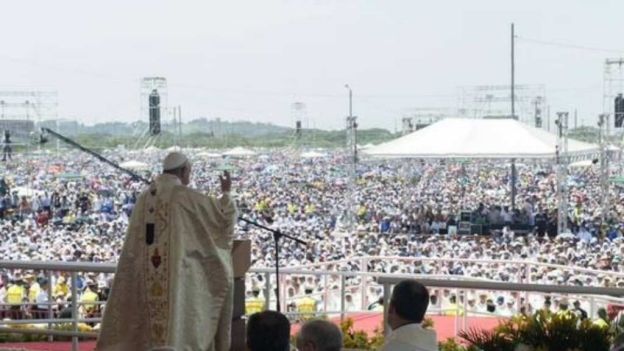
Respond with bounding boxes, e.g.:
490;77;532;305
1;1;623;130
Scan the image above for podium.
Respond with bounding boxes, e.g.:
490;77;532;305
231;240;251;351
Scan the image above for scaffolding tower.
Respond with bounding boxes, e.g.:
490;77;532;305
458;84;546;126
603;59;624;122
400;108;448;135
140;77;168;125
138;77;168;148
0;91;58;141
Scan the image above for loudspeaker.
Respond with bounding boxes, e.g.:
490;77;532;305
615;94;624;128
295;120;302;137
149;89;161;136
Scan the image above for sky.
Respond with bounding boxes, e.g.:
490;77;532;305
0;0;623;130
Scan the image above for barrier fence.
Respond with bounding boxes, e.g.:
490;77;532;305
0;259;623;351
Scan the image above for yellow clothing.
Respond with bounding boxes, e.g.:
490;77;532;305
357;206;367;217
28;282;41;303
81;289;98;313
245;297;265;315
443;303;465;316
54;283;70;298
6;285;25;305
593;318;609;329
556;310;575;320
296;297;318;320
304;204;316;214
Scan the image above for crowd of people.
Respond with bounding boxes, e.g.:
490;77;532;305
0;148;623;321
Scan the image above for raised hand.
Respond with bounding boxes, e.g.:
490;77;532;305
220;171;232;193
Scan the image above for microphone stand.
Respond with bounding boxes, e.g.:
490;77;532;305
238;216;307;312
42;128;308;312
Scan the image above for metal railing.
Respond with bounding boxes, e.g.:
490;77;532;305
0;259;623;351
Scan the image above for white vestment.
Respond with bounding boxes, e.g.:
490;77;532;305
96;174;237;351
381;324;439;351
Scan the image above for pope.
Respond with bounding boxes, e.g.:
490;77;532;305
97;151;237;351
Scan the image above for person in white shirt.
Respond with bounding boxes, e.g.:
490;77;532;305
381;279;438;351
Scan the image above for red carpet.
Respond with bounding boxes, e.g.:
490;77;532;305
322;313;503;342
0;315;503;350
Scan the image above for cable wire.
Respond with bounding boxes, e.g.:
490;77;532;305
516;36;624;54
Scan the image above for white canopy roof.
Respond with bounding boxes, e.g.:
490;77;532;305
365;118;600;159
223;147;256;157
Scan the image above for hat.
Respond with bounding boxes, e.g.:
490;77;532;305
163;152;189;171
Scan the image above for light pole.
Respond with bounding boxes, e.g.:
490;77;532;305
345;84;357;231
555;112;569;235
599;114;609;230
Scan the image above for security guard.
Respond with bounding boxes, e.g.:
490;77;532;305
26;274;40;303
80;280;99;316
593;308;610;329
555;298;575;320
443;295;465;316
245;287;265;316
53;276;70;299
296;286;318;321
6;279;25;311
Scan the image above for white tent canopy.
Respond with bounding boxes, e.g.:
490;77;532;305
365;118;600;159
119;160;150;170
223;147;256;157
143;146;160;153
196;151;222;158
301;151;327;158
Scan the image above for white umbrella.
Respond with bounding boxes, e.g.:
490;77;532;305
196;152;222;158
119;160;150;171
144;146;161;153
569;160;595;168
301;151;327;158
13;186;41;198
223;147;256;157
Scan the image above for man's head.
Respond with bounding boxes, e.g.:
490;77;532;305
162;152;191;186
388;279;429;330
296;319;343;351
247;311;290;351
